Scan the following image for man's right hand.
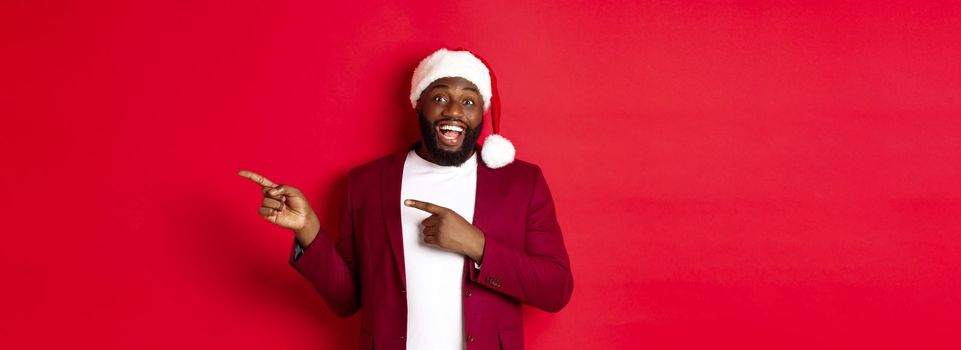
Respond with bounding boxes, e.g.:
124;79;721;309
238;170;320;248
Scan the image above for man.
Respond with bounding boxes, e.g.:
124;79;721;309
239;48;573;350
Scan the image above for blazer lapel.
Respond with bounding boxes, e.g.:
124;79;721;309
472;149;496;245
381;148;410;288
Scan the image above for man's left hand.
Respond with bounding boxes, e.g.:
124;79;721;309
405;199;485;262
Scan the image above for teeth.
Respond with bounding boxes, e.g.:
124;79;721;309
439;125;464;133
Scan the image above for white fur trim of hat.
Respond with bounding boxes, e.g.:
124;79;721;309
409;48;515;169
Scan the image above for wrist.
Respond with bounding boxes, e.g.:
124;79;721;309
294;217;320;248
466;229;485;263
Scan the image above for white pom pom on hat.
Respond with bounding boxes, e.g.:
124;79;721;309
410;48;515;169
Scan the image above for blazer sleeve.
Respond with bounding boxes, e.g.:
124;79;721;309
468;166;574;312
288;177;361;317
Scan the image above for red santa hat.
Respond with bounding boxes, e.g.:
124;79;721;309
410;48;515;169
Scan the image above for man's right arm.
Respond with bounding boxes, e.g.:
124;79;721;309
237;169;361;317
286;179;361;318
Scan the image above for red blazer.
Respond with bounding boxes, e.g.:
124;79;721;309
289;144;573;350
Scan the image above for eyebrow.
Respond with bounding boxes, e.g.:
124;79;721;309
430;84;480;93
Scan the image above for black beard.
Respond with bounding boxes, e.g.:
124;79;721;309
417;111;484;167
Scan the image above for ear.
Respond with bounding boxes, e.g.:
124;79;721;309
414;96;424;114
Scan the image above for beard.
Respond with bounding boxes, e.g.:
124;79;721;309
417;111;484;167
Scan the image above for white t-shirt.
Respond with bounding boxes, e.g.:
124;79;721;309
399;149;477;349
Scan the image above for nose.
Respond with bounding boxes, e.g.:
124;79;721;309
443;100;465;118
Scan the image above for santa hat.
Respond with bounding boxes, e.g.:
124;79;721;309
410;48;515;169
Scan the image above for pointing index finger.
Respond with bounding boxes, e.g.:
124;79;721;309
238;170;277;188
404;199;445;214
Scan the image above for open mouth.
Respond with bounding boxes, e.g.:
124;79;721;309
435;121;466;147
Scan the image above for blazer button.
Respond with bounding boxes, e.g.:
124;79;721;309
465;289;472;297
467;335;475;343
400;335;405;340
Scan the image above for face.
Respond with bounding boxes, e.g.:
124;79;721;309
415;77;485;166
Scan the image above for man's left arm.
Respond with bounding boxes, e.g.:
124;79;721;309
467;167;573;312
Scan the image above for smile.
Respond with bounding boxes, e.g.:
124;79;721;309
436;121;466;146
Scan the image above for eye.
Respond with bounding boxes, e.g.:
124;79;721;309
433;95;448;104
463;99;474;106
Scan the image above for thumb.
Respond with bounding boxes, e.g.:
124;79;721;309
271;184;305;198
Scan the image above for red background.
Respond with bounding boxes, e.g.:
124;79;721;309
3;1;961;349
